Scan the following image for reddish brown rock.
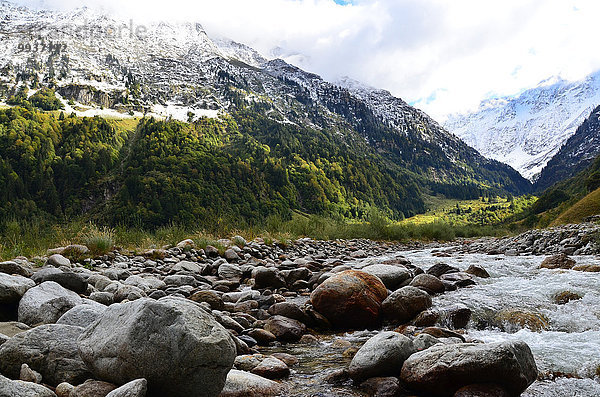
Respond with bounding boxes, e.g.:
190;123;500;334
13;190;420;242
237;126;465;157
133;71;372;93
572;264;600;272
540;254;576;270
310;270;388;329
264;316;306;342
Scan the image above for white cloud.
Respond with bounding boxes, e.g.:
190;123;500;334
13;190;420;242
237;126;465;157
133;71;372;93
13;0;600;121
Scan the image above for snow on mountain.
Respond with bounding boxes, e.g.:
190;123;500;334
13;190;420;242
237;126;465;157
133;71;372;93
536;105;600;190
0;1;531;195
444;71;600;181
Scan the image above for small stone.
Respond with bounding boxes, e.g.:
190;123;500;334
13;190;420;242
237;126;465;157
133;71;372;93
253;267;286;290
0;261;33;277
426;263;459;277
0;324;91;386
71;379;117;397
250;356;290;379
0;273;35;304
360;377;401;397
400;341;538;396
20;363;42;384
189;291;224;310
57;304;106;328
220;370;282;397
465;265;490;278
409;274;445;294
55;382;75;397
264;315;306;342
454;383;511;397
224;249;241;262
310;270;388;330
572;264;600;272
553;291;583;305
271;352;298;366
361;264;411;290
47;254;71;267
234;354;264;372
176;239;195;250
246;329;276;345
299;334;319;344
18;281;83;326
105;379;147;397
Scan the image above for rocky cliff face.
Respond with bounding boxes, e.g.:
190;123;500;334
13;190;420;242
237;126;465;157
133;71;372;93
445;72;600;181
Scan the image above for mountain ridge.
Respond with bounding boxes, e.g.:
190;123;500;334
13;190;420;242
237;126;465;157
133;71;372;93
0;1;531;227
445;71;600;181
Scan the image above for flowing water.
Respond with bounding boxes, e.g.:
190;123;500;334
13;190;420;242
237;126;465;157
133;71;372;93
261;249;600;396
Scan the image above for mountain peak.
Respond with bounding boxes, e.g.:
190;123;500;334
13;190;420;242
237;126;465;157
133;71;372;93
445;70;600;180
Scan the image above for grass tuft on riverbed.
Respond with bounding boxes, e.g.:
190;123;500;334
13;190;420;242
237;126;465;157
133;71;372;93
0;213;509;261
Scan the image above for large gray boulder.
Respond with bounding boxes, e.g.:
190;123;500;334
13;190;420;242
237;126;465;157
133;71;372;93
0;374;56;397
0;273;35;304
0;324;90;386
57;304;107;328
381;286;432;324
78;297;236;397
349;331;416;381
18;281;83;326
400;341;538;396
361;264;411;290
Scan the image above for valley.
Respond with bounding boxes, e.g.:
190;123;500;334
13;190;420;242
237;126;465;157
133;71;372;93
1;1;600;397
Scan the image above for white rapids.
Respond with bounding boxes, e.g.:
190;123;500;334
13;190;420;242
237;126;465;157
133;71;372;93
402;249;600;396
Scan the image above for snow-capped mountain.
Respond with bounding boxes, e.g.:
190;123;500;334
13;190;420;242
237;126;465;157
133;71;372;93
0;0;531;197
444;72;600;181
535;105;600;191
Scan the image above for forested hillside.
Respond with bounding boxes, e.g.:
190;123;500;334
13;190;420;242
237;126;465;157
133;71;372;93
0;101;534;230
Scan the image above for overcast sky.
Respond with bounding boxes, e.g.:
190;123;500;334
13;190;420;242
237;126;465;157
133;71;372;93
13;0;600;121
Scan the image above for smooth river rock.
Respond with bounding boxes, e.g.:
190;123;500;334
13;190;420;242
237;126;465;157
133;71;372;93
381;286;432;324
0;374;56;397
219;370;283;397
18;281;83;326
0;324;90;386
400;341;538;396
78;297;236;397
310;270;388;329
360;264;411;290
106;379;148;397
349;331;416;381
0;273;35;304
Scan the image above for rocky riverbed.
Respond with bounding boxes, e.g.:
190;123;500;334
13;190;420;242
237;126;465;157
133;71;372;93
0;223;598;397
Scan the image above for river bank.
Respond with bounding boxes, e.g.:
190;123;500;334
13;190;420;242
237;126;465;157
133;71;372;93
0;223;599;396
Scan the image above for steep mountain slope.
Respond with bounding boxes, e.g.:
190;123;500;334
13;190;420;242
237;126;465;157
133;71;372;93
535;105;600;191
518;154;600;228
0;1;531;226
551;187;600;226
445;73;600;180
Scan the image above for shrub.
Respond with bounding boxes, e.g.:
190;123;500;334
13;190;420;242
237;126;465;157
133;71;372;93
84;225;115;256
29;88;64;111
